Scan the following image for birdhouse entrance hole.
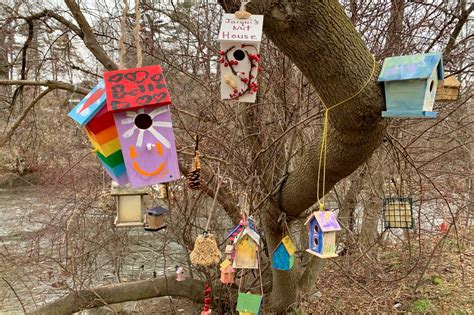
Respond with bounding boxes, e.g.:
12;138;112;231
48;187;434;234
313;236;318;247
135;113;153;129
314;225;319;233
429;81;434;92
233;49;246;61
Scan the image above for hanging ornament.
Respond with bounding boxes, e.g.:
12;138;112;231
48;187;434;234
201;284;212;315
175;266;186;281
220;259;236;284
187;135;202;190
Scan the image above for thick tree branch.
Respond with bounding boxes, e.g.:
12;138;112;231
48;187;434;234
64;0;119;71
445;3;474;58
0;80;90;95
31;275;204;315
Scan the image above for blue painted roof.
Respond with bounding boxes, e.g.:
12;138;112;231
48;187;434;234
378;52;444;82
68;80;106;126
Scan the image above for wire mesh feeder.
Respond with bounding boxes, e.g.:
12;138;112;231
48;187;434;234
383;197;414;229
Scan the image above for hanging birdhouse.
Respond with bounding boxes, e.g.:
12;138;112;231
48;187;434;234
272;235;296;271
305;211;341;258
217;13;264;103
224;244;234;260
220;259;236;284
233;227;260;269
144;206;168;231
236;292;263;315
68;81;128;185
111;183;148;227
436;75;460;101
378;52;444;118
383;197;414;229
103;64;180;188
175;266;186;281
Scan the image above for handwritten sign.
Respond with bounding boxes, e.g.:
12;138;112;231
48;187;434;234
104;65;172;112
217;13;263;43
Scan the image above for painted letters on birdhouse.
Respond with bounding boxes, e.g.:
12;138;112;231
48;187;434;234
217;13;264;103
236;292;263;315
378;52;444;118
272;235;296;270
436;75;460;102
305;211;341;258
233;227;260;269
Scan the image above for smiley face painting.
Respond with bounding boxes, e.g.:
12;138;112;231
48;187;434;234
114;105;179;188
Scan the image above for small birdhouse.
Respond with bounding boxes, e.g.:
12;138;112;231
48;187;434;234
220;259;236;284
68;81;128;186
144;206;168;231
378;52;444;118
175;266;186;281
383;197;413;229
217;13;264;103
272;235;296;271
111;183;148;227
104;64;180;188
305;211;341;258
224;244;234;260
236;292;263;315
436;75;460;102
233;227;260;269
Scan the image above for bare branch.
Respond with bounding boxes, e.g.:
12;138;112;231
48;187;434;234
0;80;90;95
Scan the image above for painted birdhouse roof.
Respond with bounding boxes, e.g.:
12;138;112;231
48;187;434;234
226;216;256;241
220;259;235;272
217;13;264;43
68;80;106;126
236;293;263;314
378;52;444;82
235;227;260;245
147;206;168;216
279;235;296;255
305;211;341;232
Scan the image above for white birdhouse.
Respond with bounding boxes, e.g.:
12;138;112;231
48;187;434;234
217;13;264;103
111;182;148;227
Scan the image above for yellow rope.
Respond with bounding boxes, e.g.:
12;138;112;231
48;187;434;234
316;54;377;210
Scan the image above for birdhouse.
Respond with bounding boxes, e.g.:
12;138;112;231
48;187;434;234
272;235;296;270
220;259;235;284
236;292;263;315
217;13;264;103
233;227;260;269
144;206;168;231
224;244;234;260
305;211;341;258
383;197;413;229
111;182;148;227
436;75;460;101
378;52;444;118
175;266;186;281
104;65;180;188
227;216;256;243
68;81;129;186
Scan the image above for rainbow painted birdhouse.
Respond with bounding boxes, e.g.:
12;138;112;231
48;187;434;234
69;65;180;189
378;52;444;118
236;292;263;315
220;259;235;284
305;211;341;258
272;235;296;270
233;227;260;269
217;13;264;103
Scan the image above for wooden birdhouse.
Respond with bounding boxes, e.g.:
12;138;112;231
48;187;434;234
272;235;296;270
217;13;264;103
378;52;444;118
175;266;186;281
111;182;148;227
68;81;128;185
225;244;234;260
305;211;341;258
144;206;167;231
220;259;235;284
383;197;414;229
103;64;180;188
236;292;263;315
233;227;260;269
436;75;460;101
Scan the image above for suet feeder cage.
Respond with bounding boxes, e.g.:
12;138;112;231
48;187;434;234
144;206;168;231
111;183;148;227
383;197;414;229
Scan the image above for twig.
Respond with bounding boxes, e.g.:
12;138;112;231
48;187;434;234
2;277;27;313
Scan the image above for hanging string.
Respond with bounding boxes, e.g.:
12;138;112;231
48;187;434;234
316;54;378;210
205;165;221;232
133;0;143;68
119;0;129;69
240;0;249;11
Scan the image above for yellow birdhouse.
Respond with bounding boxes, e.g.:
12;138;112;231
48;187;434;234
233;228;260;269
436;75;461;101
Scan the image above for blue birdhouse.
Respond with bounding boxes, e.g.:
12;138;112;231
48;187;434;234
378;52;444;118
271;235;296;271
305;211;341;258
